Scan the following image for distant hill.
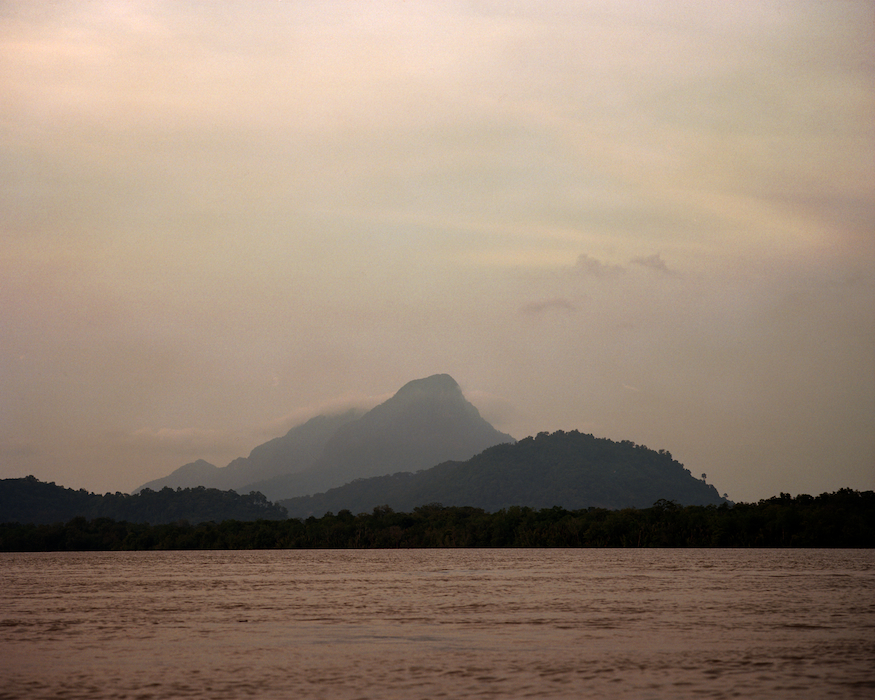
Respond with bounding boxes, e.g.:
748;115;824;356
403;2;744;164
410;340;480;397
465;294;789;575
278;430;729;518
0;476;287;525
136;374;515;502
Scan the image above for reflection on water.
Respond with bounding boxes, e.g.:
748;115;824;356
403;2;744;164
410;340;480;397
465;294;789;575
1;549;873;699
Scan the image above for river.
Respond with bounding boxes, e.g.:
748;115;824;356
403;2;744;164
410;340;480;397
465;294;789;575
1;549;873;698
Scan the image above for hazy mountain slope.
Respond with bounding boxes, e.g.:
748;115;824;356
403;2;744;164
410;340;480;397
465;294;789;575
220;410;361;486
278;430;729;517
241;374;515;501
135;411;361;493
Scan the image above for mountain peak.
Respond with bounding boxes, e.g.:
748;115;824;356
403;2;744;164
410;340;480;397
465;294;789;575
135;373;513;501
394;373;461;397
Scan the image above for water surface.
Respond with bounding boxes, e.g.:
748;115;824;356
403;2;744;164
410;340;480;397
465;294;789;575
1;549;873;698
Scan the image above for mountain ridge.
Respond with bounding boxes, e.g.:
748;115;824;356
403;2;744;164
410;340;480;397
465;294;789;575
135;374;515;501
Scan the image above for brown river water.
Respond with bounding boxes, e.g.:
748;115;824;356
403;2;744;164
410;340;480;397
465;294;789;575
1;549;873;699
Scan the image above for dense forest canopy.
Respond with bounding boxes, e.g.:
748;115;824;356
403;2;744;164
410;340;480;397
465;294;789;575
0;490;871;551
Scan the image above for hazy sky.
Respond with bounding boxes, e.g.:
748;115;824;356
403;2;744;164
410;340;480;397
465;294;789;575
2;1;873;502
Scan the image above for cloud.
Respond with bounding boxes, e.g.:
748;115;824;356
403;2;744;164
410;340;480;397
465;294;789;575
574;253;625;277
520;298;577;316
464;390;525;436
254;392;387;441
117;427;235;456
630;253;675;275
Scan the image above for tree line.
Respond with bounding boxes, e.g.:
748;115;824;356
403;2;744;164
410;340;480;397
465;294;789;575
0;489;871;551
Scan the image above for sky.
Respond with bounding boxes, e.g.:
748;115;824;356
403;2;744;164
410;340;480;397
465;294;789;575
1;0;873;503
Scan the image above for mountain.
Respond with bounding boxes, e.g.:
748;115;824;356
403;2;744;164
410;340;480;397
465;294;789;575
236;374;516;500
135;374;515;501
135;410;362;493
278;430;730;517
0;476;287;525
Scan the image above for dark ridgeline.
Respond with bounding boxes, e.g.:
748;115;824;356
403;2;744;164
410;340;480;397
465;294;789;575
0;476;287;525
134;374;515;502
279;430;728;518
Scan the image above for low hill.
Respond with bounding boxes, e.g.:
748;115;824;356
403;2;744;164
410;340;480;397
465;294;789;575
278;430;728;517
0;476;287;525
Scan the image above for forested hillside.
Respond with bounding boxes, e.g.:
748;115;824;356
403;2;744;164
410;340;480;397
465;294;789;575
280;430;727;517
0;476;287;525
